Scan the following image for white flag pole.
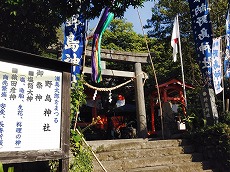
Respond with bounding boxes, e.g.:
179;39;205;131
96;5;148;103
177;14;187;107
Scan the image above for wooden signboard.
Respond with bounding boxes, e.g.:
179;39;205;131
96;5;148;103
0;47;71;172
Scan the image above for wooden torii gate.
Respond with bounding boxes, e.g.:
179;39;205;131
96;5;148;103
83;47;149;138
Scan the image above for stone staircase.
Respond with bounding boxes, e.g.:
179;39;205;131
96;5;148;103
88;138;215;172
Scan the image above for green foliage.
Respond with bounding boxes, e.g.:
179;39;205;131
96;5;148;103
147;0;230;159
0;163;14;172
145;0;192;39
102;19;151;53
220;112;230;125
69;75;93;172
145;0;228;39
189;123;230;171
100;19;152;84
0;163;3;172
70;76;87;125
144;0;230;116
49;75;91;171
49;160;59;172
0;0;64;53
209;0;229;37
100;18;168;96
0;0;146;54
145;0;202;86
182;112;207;131
7;167;14;172
69;116;102;171
3;0;147;20
69;130;93;172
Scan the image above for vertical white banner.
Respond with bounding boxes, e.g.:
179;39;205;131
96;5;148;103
212;38;223;94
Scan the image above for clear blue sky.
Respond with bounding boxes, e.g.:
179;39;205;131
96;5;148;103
124;1;154;34
89;1;154;34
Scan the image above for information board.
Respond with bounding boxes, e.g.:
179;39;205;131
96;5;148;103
0;60;62;151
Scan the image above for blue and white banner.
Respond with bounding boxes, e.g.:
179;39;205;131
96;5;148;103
188;0;213;87
212;38;223;94
61;14;86;82
224;9;230;78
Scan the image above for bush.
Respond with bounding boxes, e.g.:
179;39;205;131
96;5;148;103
69;76;93;172
220;112;230;125
49;75;93;172
69;130;93;172
189;123;230;171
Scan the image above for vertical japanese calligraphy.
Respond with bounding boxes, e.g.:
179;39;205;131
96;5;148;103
211;38;223;94
61;14;86;82
200;89;211;118
200;88;219;121
0;105;5;148
1;74;8;99
0;61;62;151
53;76;61;124
189;0;219;124
27;71;34;102
188;0;213;87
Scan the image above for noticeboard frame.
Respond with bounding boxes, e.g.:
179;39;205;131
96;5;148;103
0;47;71;172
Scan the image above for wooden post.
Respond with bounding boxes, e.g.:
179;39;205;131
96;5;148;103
134;63;148;138
226;99;229;112
59;72;71;172
150;93;155;134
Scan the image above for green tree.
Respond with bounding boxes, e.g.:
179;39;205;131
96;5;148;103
0;0;147;54
144;0;228;86
97;18;191;93
102;19;148;52
144;0;202;85
144;0;229;114
100;19;156;74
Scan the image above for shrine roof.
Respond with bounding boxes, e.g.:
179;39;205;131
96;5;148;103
158;79;194;89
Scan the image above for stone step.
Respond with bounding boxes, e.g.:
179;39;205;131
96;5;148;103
96;145;195;161
93;153;204;171
93;161;213;172
89;139;190;152
127;161;213;172
90;138;214;172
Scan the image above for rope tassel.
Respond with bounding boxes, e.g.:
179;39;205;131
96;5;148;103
93;90;97;100
108;91;112;103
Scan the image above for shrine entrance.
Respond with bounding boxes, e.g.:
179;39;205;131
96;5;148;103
78;48;149;139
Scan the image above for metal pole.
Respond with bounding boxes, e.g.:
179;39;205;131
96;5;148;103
177;14;187;107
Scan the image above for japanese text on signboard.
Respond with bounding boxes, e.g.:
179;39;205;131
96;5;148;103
0;61;62;151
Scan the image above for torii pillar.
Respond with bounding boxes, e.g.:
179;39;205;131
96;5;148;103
134;63;148;138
